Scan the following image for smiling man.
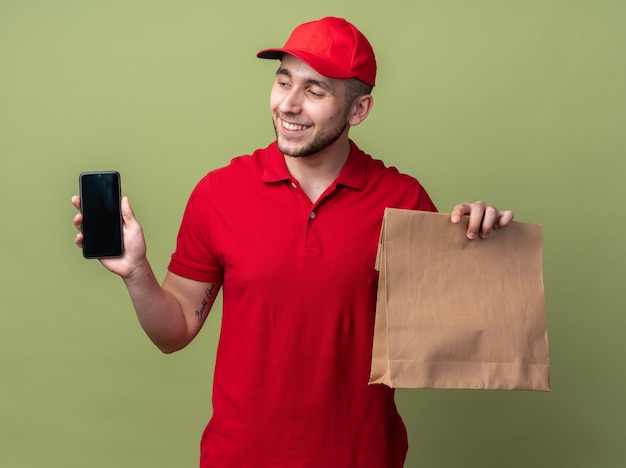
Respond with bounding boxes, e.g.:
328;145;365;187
269;54;373;201
73;17;513;467
270;55;366;157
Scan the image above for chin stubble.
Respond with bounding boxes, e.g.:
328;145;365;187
273;117;349;158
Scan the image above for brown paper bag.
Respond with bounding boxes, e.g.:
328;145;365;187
370;208;550;391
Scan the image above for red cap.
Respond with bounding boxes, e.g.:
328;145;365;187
257;17;377;87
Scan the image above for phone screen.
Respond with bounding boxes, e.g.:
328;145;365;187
79;171;123;258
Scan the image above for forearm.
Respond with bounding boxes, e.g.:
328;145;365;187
72;195;215;352
122;260;193;353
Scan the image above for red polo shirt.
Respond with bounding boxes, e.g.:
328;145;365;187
169;141;436;467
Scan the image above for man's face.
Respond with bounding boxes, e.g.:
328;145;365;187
270;54;351;158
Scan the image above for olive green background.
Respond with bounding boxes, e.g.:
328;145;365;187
1;0;624;466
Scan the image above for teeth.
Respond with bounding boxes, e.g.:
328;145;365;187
282;120;307;131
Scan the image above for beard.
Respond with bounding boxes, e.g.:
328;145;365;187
273;117;349;158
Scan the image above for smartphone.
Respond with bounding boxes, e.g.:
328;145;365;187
79;171;123;259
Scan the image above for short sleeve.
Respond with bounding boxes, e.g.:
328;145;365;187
168;175;223;283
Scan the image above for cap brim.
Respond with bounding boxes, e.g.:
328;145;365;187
257;48;354;81
256;48;285;60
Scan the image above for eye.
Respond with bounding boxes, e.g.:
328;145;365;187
307;88;325;98
275;78;291;89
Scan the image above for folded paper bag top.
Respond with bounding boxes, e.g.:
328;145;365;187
370;208;550;391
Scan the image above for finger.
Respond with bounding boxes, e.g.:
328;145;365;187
71;195;81;210
494;210;515;229
74;232;83;248
120;196;139;228
451;202;473;224
466;201;486;239
73;212;83;232
121;196;132;218
479;205;498;239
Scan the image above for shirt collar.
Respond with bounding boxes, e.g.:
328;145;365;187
335;140;367;190
261;140;367;191
261;142;292;183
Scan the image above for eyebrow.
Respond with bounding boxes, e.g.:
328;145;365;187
275;67;333;92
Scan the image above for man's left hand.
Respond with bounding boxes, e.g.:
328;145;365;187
451;201;514;240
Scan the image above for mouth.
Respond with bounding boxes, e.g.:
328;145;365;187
280;119;310;132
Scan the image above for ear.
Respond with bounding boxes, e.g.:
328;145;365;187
347;94;374;127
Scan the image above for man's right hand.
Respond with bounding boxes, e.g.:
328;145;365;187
72;195;148;278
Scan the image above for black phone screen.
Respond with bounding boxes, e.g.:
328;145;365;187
79;171;123;258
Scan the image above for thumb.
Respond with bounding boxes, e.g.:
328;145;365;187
121;196;138;226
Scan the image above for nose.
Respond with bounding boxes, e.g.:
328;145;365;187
278;88;303;115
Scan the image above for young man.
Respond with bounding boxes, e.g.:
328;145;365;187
73;17;513;467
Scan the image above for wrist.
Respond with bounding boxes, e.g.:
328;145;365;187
121;257;154;285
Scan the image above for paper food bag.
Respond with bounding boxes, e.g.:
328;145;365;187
370;208;550;391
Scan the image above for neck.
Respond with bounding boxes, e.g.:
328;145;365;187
283;138;351;203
